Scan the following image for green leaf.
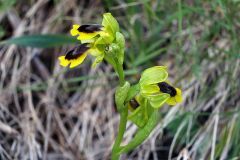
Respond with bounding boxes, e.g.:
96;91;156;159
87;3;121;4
0;34;79;48
120;109;160;154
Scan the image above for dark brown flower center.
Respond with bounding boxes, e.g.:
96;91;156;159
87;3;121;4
77;24;102;33
65;43;90;60
158;82;177;97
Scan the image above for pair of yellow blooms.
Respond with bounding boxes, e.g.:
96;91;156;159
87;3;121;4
58;24;105;68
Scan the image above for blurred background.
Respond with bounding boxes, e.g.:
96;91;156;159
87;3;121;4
0;0;240;160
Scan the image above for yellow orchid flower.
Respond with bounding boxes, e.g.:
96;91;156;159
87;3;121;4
58;43;101;68
70;24;105;41
139;66;182;107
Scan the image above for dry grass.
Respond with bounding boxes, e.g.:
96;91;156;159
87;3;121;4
0;0;240;160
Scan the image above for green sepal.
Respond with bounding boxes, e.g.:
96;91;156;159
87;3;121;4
115;81;130;111
140;66;168;86
102;13;119;37
147;93;170;108
116;32;124;49
128;97;154;128
140;84;159;96
115;32;125;64
128;106;147;128
107;43;123;66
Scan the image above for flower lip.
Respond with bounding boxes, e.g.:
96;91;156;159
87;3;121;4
77;24;103;33
158;82;177;97
65;43;90;60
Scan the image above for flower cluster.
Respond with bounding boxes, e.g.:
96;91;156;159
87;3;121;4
58;13;124;68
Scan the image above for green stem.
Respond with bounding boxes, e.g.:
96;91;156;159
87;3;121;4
115;61;125;86
111;108;128;160
104;50;127;159
104;55;125;86
119;110;160;154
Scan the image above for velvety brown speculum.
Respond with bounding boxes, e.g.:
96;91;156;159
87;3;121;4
129;98;140;109
77;24;102;33
65;43;90;60
158;82;177;97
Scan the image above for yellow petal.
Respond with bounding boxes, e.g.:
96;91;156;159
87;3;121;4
175;95;182;103
77;32;99;41
58;56;70;67
175;88;182;102
176;88;182;95
70;24;80;36
69;52;88;68
166;97;177;105
70;29;79;36
73;24;80;29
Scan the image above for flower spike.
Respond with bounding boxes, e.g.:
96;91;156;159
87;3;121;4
59;13;122;68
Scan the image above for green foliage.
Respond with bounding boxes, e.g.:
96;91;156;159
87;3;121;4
0;0;16;12
1;34;78;48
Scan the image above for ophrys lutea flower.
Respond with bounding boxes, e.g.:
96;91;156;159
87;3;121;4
139;66;182;108
58;13;120;68
124;66;182;129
